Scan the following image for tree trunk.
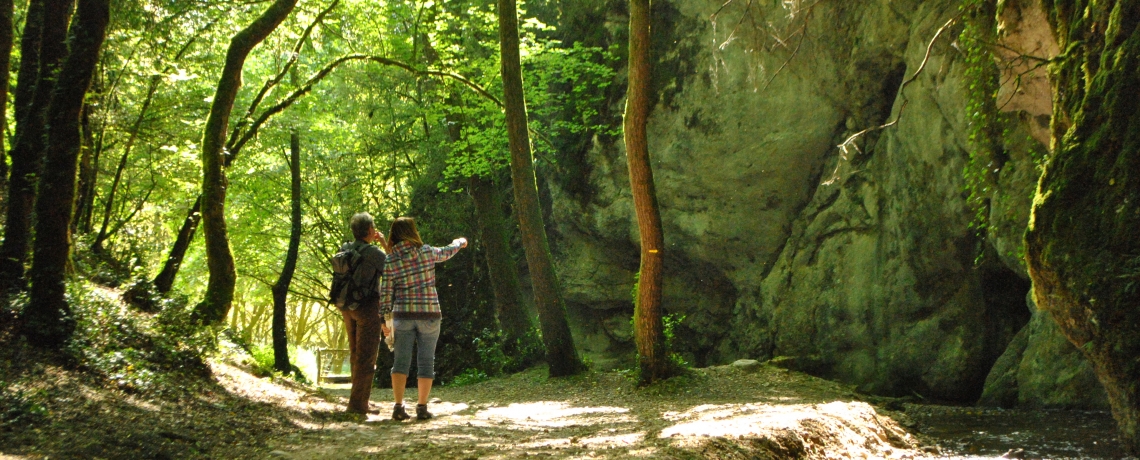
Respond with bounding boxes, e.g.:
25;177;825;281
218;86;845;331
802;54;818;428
1027;0;1140;453
0;0;14;211
271;130;302;374
91;75;160;253
22;0;108;348
152;196;200;294
193;0;297;325
73;104;95;234
469;175;536;350
497;0;585;377
625;0;670;384
0;0;72;290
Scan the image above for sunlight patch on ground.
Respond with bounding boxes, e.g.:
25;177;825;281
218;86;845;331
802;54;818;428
474;401;635;429
210;360;340;429
661;400;919;458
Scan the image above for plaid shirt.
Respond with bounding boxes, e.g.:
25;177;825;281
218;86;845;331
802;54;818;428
378;240;462;319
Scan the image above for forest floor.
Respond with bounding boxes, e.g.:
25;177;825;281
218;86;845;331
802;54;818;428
1;342;938;459
4;342;1131;459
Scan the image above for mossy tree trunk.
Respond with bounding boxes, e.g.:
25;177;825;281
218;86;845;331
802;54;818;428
497;0;586;377
1028;0;1140;453
0;0;72;291
0;0;14;209
469;175;538;356
271;130;302;374
22;0;108;348
193;0;296;325
73;104;96;234
625;0;671;385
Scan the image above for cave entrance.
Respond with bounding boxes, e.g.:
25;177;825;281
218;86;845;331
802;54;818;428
971;267;1034;400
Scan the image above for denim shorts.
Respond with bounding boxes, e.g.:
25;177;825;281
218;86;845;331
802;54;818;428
390;318;441;379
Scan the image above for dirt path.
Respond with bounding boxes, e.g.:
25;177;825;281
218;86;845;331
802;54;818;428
256;364;924;459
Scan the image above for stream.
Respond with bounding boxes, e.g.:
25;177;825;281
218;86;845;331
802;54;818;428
907;405;1131;459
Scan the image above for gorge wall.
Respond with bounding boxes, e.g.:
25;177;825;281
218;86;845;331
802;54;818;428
543;0;1107;407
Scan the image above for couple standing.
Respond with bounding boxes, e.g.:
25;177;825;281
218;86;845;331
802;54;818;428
341;213;466;420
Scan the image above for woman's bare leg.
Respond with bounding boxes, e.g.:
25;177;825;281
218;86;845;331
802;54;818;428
417;378;432;405
392;373;407;404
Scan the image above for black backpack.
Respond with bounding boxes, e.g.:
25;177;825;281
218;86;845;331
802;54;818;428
328;241;377;310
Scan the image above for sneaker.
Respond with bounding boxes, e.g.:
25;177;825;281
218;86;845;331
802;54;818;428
392;404;410;421
416;404;433;420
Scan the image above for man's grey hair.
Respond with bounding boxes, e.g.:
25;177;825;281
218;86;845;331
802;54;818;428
349;212;375;240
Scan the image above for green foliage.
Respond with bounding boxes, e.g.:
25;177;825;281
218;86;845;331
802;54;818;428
959;0;1005;239
439;20;619;188
0;388;48;431
65;282;216;393
449;368;490;386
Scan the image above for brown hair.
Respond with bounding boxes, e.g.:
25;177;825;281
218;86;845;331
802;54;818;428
388;217;423;247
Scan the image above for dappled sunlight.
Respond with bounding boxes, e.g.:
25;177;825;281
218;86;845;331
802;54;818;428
660;400;919;458
475;401;635;429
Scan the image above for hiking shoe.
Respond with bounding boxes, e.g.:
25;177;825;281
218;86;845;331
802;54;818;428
416;404;433;420
392;404;410;421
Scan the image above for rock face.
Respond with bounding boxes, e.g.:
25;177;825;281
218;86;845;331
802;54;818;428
545;0;1103;406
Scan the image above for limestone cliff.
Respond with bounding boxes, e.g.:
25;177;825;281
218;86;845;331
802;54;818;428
544;0;1104;406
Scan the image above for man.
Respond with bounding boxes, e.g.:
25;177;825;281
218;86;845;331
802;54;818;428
340;212;387;414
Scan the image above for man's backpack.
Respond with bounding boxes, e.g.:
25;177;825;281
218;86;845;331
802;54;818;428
328;241;377;310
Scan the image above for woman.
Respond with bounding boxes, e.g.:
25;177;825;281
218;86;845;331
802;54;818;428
340;212;388;414
379;217;466;421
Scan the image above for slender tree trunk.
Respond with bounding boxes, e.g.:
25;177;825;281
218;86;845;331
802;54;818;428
625;0;670;384
0;0;72;290
0;0;14;210
193;0;297;325
22;0;108;348
91;75;159;253
152;196;200;294
271;130;302;374
1027;0;1140;453
81;124;104;233
497;0;585;377
469;175;535;347
73;104;95;234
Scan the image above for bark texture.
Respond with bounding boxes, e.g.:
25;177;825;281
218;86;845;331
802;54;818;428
625;0;670;384
470;175;536;350
497;0;586;377
0;0;72;289
271;131;302;374
1028;0;1140;453
22;0;108;347
0;0;14;204
194;0;297;325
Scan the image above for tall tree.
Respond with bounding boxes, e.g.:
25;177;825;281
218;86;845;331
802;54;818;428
193;0;297;325
497;0;585;377
0;0;14;203
624;0;670;384
271;130;303;374
469;175;536;354
22;0;109;347
1026;0;1140;453
0;0;73;290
